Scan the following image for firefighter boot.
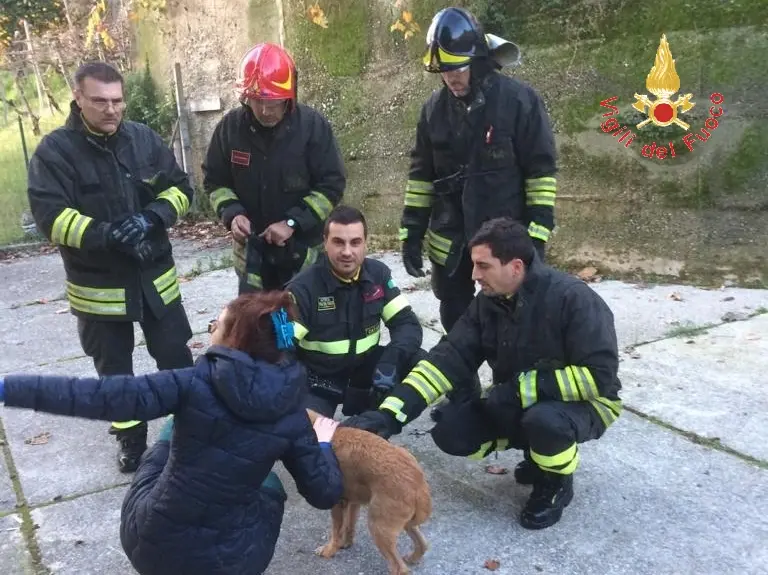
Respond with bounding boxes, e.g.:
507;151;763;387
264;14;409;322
514;451;544;485
108;422;148;473
519;471;574;530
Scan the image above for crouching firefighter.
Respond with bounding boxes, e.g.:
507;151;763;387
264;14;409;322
26;62;195;473
287;206;427;418
202;42;346;293
342;217;622;529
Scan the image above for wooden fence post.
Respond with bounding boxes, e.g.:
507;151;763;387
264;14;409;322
172;63;195;189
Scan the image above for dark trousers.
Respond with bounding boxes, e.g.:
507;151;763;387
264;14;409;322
430;383;607;476
431;249;475;333
237;261;299;295
304;346;428;419
77;298;194;430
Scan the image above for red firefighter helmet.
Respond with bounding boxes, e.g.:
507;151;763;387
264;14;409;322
235;43;297;109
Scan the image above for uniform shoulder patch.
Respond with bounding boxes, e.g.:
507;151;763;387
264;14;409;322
387;278;396;289
317;296;336;311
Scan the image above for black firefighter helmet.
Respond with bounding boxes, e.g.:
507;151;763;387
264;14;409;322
422;7;521;73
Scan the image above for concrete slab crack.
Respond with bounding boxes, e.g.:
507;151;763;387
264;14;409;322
624;405;768;470
0;416;52;575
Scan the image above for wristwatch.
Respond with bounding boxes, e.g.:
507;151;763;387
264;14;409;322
286;218;297;229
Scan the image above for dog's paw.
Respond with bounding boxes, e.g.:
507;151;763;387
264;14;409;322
403;553;421;565
315;544;338;559
339;536;354;549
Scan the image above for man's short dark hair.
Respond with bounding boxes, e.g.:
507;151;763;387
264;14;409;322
468;217;534;265
323;205;368;237
74;62;124;88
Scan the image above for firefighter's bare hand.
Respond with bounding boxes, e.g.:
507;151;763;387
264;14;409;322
260;221;294;246
231;215;251;244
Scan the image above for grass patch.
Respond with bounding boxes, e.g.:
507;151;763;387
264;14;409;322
664;321;717;338
0;112;68;246
287;0;370;77
719;121;768;192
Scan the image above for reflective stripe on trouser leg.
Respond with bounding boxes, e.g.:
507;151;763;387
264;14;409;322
529;443;580;475
111;420;143;430
467;438;511;460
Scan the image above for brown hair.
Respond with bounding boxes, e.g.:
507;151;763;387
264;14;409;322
218;291;298;364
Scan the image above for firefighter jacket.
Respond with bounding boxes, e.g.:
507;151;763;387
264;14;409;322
377;254;622;430
287;254;423;380
26;101;193;322
400;72;558;274
202;104;346;288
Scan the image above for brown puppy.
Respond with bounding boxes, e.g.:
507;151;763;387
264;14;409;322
307;408;432;575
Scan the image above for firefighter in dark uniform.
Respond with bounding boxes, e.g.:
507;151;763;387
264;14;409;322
343;218;622;530
203;42;346;294
400;7;557;336
26;62;195;473
287;206;426;418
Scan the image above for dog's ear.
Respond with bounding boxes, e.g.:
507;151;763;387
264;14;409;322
305;408;319;425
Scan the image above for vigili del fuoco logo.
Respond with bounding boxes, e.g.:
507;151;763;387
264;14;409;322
599;34;725;159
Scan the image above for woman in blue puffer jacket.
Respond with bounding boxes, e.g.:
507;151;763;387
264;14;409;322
0;290;343;575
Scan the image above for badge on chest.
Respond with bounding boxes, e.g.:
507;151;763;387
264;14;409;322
231;150;251;167
363;285;384;303
317;296;336;311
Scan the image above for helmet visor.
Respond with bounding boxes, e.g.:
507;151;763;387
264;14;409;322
423;9;480;72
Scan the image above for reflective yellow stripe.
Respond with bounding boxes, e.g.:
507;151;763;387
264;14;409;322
530;444;580;475
298;328;380;355
570;366;600;400
303;190;334;220
292;321;309;341
526;190;556;207
467;438;510;461
110;420;143;430
426;229;451;266
209;187;239;211
589;397;622;428
66;281;127;315
68;294;127;315
233;242;246;273
301;245;320;270
554;368;580;401
424;47;472;67
153;267;181;305
51;208;93;248
404;179;434;208
525;176;557;208
355;330;380;354
414;360;452;395
157;186;190;217
382;294;409;322
247;273;263;289
518;370;538;408
402;372;441;404
528;222;551;242
398;227;409;241
380;396;407;423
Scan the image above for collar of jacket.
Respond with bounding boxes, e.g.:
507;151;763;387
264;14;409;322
241;103;296;142
445;70;498;115
317;253;375;293
65;100;129;148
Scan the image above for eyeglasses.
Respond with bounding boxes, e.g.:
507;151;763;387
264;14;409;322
82;95;126;111
208;319;219;334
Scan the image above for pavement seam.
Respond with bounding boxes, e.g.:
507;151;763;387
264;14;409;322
624;405;768;470
0;416;52;575
24;481;132;513
622;309;768;352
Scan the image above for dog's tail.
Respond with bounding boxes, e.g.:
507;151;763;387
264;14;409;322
410;478;432;526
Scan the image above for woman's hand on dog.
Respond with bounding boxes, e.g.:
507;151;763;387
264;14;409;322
313;416;340;444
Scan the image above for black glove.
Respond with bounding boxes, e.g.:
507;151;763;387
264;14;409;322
402;239;425;278
483;380;524;439
112;212;156;245
340;409;402;440
372;363;398;393
532;238;546;263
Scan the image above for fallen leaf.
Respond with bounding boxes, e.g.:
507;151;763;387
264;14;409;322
576;266;598;281
390;19;405;32
484;465;508;475
668;292;683;301
308;2;329;28
402;10;413;23
178;276;191;283
484;559;501;571
189;341;205;349
24;432;52;445
35;298;49;305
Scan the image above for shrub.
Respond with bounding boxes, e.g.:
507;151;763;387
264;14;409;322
124;55;177;139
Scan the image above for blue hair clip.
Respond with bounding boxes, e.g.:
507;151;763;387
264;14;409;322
271;308;295;350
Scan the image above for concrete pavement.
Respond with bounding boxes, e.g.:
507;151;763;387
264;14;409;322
1;238;766;575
